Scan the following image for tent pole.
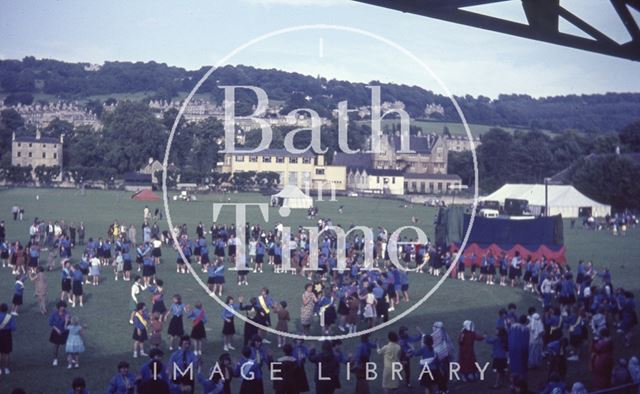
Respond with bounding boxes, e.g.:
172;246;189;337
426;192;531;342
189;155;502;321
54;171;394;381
544;178;550;217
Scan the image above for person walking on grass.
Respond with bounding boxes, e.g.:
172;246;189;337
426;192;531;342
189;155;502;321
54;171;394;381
29;266;47;314
275;301;290;348
415;334;440;394
60;259;72;303
458;320;485;382
0;303;16;375
70;264;84;307
167;294;185;351
207;260;225;297
89;253;100;286
65;316;85;369
486;327;508;389
129;276;146;324
113;251;125;281
188;301;207;356
148;312;163;350
11;275;25;315
132;302;149;359
377;331;402;394
222;295;243;352
49;301;69;367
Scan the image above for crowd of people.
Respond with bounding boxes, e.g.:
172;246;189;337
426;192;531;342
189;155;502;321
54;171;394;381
575;211;638;234
0;204;638;394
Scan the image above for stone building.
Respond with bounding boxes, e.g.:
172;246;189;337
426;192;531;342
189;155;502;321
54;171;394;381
373;132;448;174
3;102;101;130
444;134;482;152
11;130;63;168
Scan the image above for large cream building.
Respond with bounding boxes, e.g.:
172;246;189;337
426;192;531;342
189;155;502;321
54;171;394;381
11;131;63;168
221;149;346;191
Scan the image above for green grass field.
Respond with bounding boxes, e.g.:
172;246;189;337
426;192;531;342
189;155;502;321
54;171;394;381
0;188;638;393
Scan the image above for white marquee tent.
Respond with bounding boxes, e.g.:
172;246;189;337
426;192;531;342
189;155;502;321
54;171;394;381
270;185;313;209
481;184;611;218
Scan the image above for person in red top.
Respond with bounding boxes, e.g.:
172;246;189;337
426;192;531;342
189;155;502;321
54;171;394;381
458;320;485;381
590;328;614;390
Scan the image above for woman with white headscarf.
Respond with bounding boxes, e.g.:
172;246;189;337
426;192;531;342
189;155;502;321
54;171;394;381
528;313;544;368
458;320;485;381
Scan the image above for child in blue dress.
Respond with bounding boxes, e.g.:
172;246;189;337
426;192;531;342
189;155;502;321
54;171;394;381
65;315;85;369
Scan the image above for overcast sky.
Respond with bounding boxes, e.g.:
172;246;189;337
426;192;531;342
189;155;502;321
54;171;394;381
1;0;638;98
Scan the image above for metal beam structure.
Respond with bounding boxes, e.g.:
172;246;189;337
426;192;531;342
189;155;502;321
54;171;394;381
353;0;640;61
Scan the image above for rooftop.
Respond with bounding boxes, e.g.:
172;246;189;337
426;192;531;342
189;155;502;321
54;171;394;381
364;168;405;177
403;173;462;181
14;135;60;144
388;134;438;154
228;148;315;158
332;152;373;169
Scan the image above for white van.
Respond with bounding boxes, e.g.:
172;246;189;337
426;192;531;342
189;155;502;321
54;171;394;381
479;208;499;218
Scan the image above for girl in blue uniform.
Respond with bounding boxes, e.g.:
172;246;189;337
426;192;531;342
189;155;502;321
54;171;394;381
142;254;155;286
28;242;40;274
222;295;243;352
188;301;207;356
167;294;185;351
499;254;508;286
487;253;496;285
199;241;209;272
255;241;265;273
11;275;24;315
177;238;192;274
121;240;133;281
208;260;225;296
70;264;84;308
132;302;149;358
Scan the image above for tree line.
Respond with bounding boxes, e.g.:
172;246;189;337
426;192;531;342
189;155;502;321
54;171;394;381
2;57;640;132
448;121;640;210
1;69;639;209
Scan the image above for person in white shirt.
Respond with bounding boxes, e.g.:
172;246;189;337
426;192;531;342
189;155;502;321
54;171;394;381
90;255;101;286
129;276;146;324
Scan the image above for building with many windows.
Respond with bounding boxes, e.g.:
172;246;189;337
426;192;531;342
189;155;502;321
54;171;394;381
347;168;405;195
403;173;462;194
11;131;63;168
221;149;346;191
333;132;463;195
373;132;448;174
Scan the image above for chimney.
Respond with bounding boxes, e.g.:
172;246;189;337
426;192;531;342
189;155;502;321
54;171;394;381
60;133;65;144
36;128;41;140
12;132;15;141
